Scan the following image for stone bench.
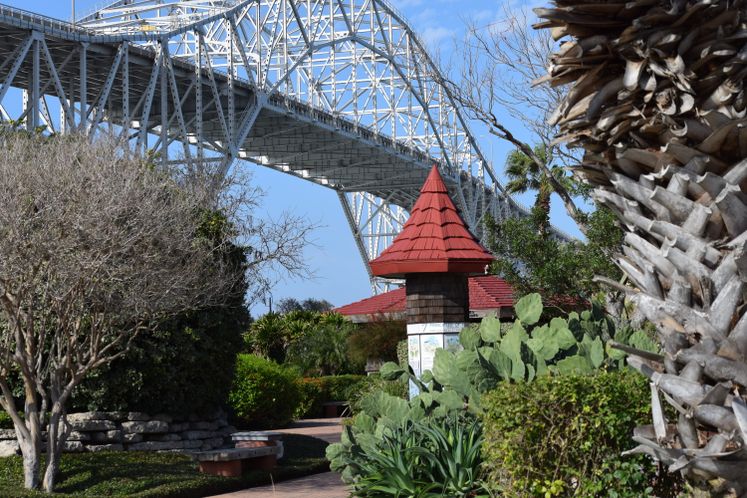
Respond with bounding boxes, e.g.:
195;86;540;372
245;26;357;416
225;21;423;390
194;445;281;477
322;401;349;417
231;431;284;459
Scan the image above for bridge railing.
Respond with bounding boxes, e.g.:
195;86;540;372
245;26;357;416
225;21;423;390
265;91;445;171
0;4;92;35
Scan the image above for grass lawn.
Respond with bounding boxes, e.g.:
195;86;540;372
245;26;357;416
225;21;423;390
0;434;330;497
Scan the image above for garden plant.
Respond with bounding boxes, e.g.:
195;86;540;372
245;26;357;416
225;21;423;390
327;294;662;496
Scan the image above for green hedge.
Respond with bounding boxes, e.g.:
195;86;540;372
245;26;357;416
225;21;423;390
228;354;302;429
481;370;684;497
72;235;250;417
295;375;371;418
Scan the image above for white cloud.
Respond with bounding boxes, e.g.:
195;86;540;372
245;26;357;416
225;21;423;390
420;26;454;48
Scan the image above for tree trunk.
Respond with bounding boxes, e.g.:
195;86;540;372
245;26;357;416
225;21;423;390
537;0;747;493
19;437;40;490
534;182;552;236
43;409;63;493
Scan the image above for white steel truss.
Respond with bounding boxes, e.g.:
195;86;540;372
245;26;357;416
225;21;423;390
0;1;551;292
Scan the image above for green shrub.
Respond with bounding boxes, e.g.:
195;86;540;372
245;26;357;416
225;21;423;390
295;375;372;418
347;319;406;367
0;411;16;429
285;317;362;376
228;354;302;429
71;303;247;417
72;231;250;417
481;370;684;497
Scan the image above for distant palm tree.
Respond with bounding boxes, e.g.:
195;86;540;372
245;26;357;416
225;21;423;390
504;144;574;234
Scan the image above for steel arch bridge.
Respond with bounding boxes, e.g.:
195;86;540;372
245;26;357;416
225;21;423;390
0;0;539;291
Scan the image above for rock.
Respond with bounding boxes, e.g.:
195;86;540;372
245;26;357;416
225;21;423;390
0;429;16;440
152;413;173;424
220;426;238;436
181;430;214;440
199;437;226;452
121;421;169;434
205;437;225;449
208;408;226;421
87;444;124;452
189;421;218;431
104;412;128;422
63;441;85;452
182;440;203;449
126;412;150;421
90;430;123;443
67;431;91;442
169;423;189;432
127;441;184;451
67;412;109;423
70;420;116;432
151;433;181;442
123;433;143;443
0;440;19;456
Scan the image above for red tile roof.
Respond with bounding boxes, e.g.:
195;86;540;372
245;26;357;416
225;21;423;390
336;275;514;318
369;166;494;277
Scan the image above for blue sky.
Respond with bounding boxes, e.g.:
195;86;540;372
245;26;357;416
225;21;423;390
2;0;576;316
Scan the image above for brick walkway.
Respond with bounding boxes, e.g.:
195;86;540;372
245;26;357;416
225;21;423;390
207;418;349;498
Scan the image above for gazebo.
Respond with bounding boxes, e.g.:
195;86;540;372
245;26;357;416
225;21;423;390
367;165;494;382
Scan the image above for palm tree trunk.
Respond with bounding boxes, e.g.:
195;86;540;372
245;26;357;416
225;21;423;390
538;0;747;493
534;181;552;236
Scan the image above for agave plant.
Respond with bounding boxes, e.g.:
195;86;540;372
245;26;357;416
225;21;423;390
536;0;747;493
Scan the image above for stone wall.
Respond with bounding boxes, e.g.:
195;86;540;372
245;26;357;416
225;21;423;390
0;411;236;457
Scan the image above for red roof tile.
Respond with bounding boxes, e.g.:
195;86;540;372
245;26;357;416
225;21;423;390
336;275;514;317
369;166;494;277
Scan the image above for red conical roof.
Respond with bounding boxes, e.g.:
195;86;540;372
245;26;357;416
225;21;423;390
369;166;494;278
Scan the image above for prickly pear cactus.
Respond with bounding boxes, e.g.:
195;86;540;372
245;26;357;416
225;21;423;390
328;294;655;488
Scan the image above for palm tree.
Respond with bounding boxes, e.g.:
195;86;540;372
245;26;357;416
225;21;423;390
537;0;747;493
504;144;575;234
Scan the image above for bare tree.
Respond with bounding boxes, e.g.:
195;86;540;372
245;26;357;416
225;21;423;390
538;0;747;493
443;6;588;232
0;133;310;492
